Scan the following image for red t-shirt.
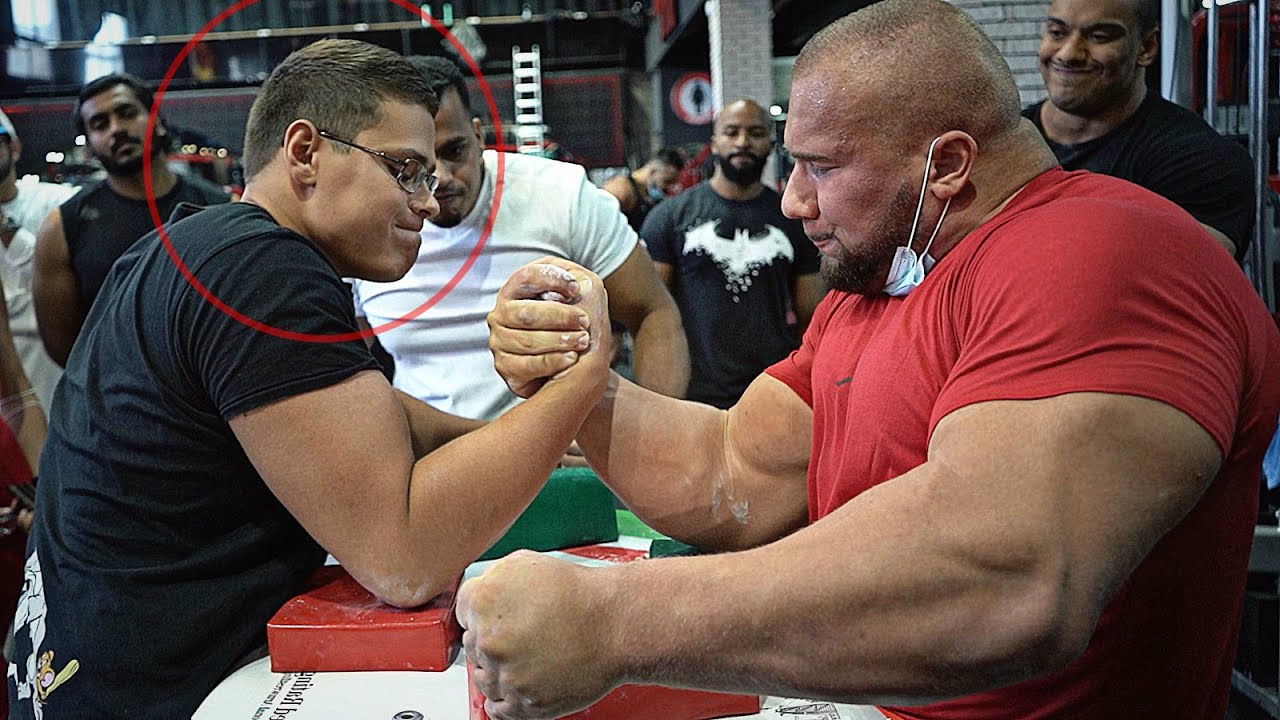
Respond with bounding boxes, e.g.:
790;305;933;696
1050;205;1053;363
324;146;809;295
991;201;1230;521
767;168;1280;718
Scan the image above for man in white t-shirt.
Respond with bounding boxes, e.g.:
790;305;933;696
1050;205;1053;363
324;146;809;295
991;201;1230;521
352;56;689;420
0;110;78;413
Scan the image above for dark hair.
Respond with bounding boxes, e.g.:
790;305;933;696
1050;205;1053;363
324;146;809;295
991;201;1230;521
652;146;687;169
242;39;440;179
74;73;155;136
1135;0;1159;35
407;55;472;114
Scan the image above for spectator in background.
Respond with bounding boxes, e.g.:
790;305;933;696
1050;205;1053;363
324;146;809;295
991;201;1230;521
1025;0;1254;259
352;55;688;421
0;110;78;413
602;147;687;232
32;74;229;367
642;98;824;409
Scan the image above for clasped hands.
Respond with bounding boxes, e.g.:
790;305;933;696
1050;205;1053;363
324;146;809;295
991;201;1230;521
464;258;626;719
486;257;611;398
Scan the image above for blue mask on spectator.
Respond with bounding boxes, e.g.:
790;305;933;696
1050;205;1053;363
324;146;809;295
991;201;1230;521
884;136;951;297
647;184;665;201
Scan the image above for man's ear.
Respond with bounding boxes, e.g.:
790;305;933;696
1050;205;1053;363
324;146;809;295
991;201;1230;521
282;120;323;188
471;117;483;144
9;136;21;163
927;130;977;201
1137;27;1159;68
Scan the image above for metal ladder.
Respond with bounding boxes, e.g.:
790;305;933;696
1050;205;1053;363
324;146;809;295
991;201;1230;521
512;45;546;155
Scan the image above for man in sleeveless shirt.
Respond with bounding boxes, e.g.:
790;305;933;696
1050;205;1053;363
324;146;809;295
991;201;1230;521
32;74;229;367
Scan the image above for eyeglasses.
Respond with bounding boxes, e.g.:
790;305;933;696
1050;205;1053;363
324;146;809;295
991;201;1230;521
317;130;439;195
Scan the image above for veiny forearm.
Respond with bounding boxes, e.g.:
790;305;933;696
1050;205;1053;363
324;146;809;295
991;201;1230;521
599;461;1075;703
627;304;689;399
577;374;781;550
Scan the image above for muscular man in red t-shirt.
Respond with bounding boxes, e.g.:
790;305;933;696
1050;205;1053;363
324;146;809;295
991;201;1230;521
457;0;1280;718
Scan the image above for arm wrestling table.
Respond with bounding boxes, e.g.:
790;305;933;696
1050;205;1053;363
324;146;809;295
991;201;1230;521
193;535;893;720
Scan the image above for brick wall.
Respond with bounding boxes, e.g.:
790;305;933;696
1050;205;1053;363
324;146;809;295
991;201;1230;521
707;0;774;110
950;0;1050;107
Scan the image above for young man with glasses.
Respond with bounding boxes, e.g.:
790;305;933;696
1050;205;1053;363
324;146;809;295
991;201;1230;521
352;55;689;423
7;39;610;720
32;74;230;367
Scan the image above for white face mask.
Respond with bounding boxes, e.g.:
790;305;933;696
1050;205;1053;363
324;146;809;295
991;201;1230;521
883;136;952;297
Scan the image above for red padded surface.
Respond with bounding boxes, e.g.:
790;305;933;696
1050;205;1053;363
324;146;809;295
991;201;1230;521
467;661;760;720
267;566;461;672
467;543;760;719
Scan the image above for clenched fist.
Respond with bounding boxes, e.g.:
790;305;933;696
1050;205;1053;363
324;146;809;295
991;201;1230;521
457;550;624;719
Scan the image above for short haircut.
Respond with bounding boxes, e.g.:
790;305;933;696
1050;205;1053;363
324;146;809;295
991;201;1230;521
242;39;440;179
713;99;772;132
1135;0;1160;35
74;73;155;136
796;0;1021;154
407;55;472;114
652;146;687;169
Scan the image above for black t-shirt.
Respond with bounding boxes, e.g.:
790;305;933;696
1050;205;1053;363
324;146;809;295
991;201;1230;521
60;173;231;310
8;202;378;719
1024;93;1255;257
642;182;819;408
623;174;658;232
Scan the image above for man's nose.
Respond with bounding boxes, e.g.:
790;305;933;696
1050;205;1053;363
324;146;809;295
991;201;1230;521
433;161;456;188
1053;33;1087;63
781;164;817;220
411;190;440;220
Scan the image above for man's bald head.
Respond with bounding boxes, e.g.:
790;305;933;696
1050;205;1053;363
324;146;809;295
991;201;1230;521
794;0;1021;154
714;99;772;133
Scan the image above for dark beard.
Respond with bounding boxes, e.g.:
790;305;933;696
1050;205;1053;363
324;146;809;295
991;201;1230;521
821;181;917;296
0;155;13;182
99;152;145;176
96;129;168;177
715;152;765;186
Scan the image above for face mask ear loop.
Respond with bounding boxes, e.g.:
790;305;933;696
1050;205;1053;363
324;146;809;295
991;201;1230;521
919;196;951;262
906;136;944;255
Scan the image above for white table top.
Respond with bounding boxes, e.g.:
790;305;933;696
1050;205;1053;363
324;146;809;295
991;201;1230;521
194;537;890;720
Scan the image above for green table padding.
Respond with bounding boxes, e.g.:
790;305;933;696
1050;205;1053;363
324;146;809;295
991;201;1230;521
615;510;667;540
479;467;620;561
648;538;705;558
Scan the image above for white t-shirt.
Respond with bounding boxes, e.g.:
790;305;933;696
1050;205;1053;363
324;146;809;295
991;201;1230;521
351;150;636;420
1;181;79;413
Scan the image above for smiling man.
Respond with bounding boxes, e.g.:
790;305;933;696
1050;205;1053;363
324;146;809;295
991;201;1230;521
31;74;230;367
1024;0;1254;259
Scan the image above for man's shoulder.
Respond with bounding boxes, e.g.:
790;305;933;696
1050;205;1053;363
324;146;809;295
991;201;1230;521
1127;95;1231;145
18;180;78;207
1126;96;1253;168
63;179;109;208
174;173;232;203
992;169;1194;240
500;150;588;184
663;182;715;213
